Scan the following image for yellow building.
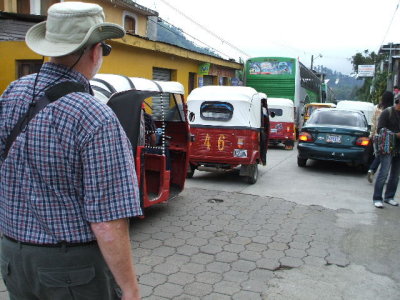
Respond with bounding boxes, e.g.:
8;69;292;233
0;0;243;96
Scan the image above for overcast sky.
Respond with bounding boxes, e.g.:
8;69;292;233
134;0;400;75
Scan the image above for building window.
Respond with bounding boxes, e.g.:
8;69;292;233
40;0;59;15
188;72;196;93
17;60;43;79
17;0;30;14
123;12;137;35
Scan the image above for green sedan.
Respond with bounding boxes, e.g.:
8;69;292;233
297;108;372;171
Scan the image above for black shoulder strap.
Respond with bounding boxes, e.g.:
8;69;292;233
3;81;86;160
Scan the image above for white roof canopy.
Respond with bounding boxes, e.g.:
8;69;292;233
187;86;265;128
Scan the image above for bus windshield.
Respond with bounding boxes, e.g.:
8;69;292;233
248;60;294;75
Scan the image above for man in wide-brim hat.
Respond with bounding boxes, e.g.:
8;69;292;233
0;2;142;299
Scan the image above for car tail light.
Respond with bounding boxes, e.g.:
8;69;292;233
251;131;258;142
356;137;370;146
237;137;244;149
299;132;313;142
286;125;295;138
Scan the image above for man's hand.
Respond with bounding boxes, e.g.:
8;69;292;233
91;219;140;300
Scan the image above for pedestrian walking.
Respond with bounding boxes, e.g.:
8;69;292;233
372;91;400;208
0;2;142;299
367;91;395;182
393;85;400;102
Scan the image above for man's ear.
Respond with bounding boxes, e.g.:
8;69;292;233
89;43;101;62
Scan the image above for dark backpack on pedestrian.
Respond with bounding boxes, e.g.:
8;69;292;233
3;81;86;160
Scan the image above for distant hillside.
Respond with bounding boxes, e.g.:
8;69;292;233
315;65;364;100
157;20;221;58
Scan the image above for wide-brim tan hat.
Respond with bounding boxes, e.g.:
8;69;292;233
26;2;125;57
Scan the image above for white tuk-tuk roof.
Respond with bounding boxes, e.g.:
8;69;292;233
91;74;184;104
187;86;265;128
267;98;294;107
267;98;294;122
336;100;374;124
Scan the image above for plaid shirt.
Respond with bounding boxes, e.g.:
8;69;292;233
0;63;142;244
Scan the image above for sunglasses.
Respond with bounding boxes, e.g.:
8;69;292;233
100;42;112;56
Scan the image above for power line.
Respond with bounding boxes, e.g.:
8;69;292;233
143;0;351;66
149;17;234;60
379;0;400;49
157;0;251;58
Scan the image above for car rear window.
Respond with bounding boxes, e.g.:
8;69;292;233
200;101;234;121
307;110;366;127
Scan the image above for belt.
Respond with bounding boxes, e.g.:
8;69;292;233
3;235;97;248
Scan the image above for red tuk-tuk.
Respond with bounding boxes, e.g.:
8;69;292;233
90;74;190;209
186;86;270;184
267;97;296;150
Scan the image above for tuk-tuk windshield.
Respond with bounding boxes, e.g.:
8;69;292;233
200;101;234;121
147;93;185;122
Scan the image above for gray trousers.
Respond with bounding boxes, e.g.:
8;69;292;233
0;237;121;300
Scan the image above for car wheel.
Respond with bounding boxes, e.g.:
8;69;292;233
360;164;369;174
246;164;259;184
297;157;307;167
186;164;195;178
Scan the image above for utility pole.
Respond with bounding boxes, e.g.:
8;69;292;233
310;54;322;71
310;55;314;70
387;42;393;91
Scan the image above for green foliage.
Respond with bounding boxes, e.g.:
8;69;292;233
370;71;389;104
350;50;388;103
351;50;382;73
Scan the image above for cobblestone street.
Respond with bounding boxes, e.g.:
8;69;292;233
126;187;396;300
1;186;399;299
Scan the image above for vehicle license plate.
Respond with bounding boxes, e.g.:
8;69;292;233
234;149;248;158
326;134;341;143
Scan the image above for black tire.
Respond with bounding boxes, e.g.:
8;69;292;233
297;157;307;167
284;143;294;150
360;164;369;174
246;164;259;184
186;164;195;178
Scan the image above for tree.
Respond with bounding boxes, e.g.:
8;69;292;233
351;50;387;103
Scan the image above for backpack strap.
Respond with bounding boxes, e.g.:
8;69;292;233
3;81;86;160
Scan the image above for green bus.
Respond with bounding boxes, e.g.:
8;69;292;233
244;56;322;129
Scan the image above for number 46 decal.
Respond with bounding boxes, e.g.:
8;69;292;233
204;134;226;151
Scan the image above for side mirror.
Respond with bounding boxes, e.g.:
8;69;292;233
189;112;195;122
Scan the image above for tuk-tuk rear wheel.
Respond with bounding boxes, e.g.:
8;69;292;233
186;164;196;178
246;164;259;184
284;144;294;150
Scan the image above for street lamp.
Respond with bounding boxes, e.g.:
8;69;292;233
310;54;322;70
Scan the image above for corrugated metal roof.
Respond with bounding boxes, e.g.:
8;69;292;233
99;0;158;16
0;11;45;22
0;12;45;41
